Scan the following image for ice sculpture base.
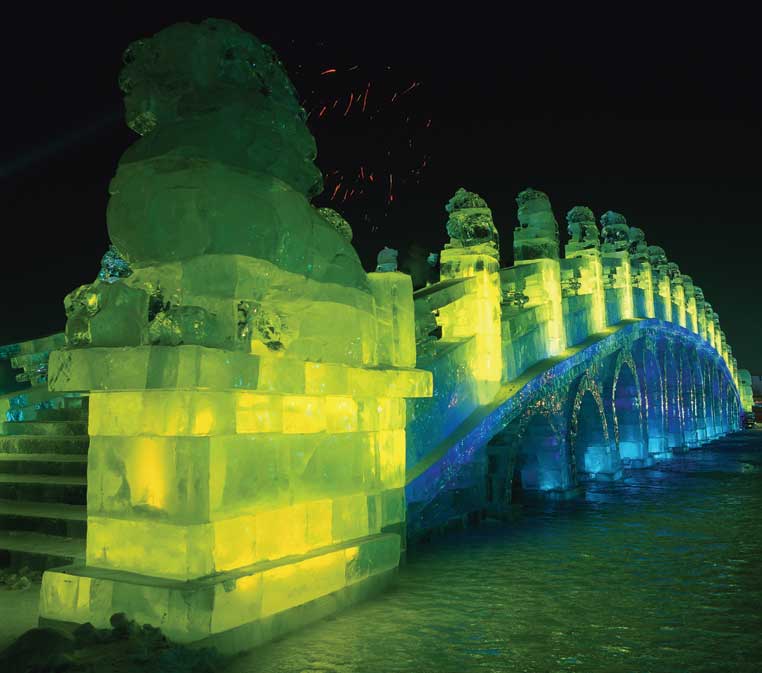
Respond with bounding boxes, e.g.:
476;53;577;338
39;533;399;654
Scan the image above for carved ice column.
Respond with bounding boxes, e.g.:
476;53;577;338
694;287;707;340
600;211;634;325
369;250;417;370
662;339;685;451
563;206;605;341
704;303;716;348
692;287;712;440
739;369;754;413
627;226;655;319
681;275;698;333
437;188;503;404
730;356;741;430
711;310;720;351
648;246;672;322
666;263;686;328
692;349;708;445
720;329;728;366
513;188;566;355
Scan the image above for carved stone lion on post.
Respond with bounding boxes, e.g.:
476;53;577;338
62;19;376;364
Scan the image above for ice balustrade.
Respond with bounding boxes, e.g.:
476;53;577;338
408;187;750;519
414;192;744;395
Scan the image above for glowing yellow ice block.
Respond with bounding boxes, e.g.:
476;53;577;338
83;389;411;580
367;271;417;367
671;279;686;328
42;345;431;647
685;297;698;333
40;533;401;650
631;259;655;319
564;248;607;334
681;276;698;334
602;250;634;323
705;307;716;347
655;272;673;323
696;306;707;340
438;245;503;404
514;257;567;355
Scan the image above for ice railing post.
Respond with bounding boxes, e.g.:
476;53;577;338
513;188;566;356
437;188;503;404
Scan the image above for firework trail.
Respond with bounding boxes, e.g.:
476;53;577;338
285;54;434;225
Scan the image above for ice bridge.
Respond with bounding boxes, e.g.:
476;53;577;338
0;18;753;655
405;193;750;536
0;186;751;651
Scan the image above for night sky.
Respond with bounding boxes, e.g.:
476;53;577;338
2;8;761;370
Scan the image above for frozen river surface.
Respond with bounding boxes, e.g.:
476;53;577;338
230;431;762;673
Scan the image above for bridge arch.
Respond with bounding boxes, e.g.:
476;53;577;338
709;362;725;433
569;373;616;480
686;347;707;443
484;407;570;508
514;412;571;494
702;358;720;437
636;339;667;457
719;381;729;430
724;383;740;431
729;388;741;430
661;341;684;450
679;348;699;447
611;349;647;465
405;315;745;539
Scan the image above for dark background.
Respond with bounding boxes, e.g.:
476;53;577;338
1;7;760;370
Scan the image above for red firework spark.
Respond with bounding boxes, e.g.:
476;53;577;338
288;56;434;221
343;92;354;116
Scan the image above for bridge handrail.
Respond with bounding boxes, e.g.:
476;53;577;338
0;332;66;392
0;332;65;361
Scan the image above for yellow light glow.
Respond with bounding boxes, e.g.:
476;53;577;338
620;256;634;319
325;396;359;432
660;276;673;322
283;396;326;434
591;255;607;330
128;437;168;510
235;392;282;433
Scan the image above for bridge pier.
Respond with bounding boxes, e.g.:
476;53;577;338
693;376;709;443
647;435;670;461
611;353;652;468
31;19;439;652
630;253;655;320
661;343;686;452
39;344;430;651
634;341;670;461
573;384;623;482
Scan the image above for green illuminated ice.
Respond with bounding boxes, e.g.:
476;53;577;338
42;19;430;651
64;18;378;365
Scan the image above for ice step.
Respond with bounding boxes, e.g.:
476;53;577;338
0;387;79;414
0;453;87;476
0;499;86;538
10;408;88;422
0;435;89;455
0;530;85;570
0;420;88;436
0;473;87;504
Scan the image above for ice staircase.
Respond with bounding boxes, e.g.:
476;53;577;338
0;335;88;570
